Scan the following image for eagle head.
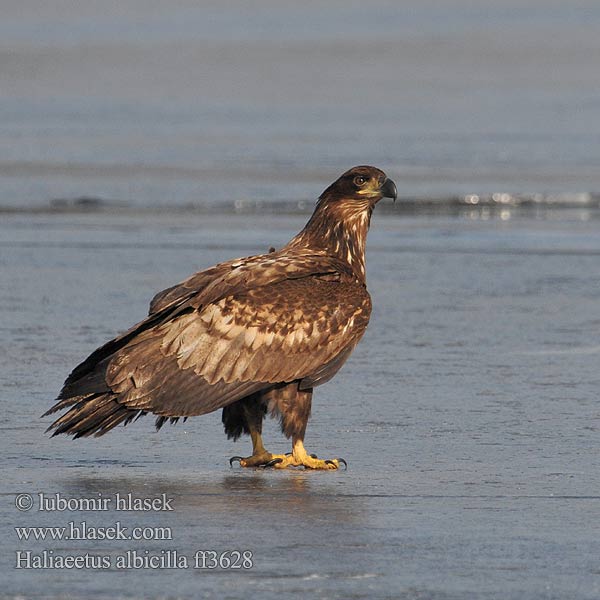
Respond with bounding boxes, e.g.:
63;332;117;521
319;165;397;207
289;165;397;280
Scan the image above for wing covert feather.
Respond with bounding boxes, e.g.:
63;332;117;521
105;276;371;418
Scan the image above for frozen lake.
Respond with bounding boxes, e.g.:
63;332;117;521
2;0;600;597
2;209;600;599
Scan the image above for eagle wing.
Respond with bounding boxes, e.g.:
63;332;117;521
106;275;371;417
57;252;349;393
148;261;233;315
47;253;371;435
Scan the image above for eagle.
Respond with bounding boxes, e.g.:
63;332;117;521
44;166;397;470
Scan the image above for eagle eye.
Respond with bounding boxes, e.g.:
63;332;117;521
353;176;367;187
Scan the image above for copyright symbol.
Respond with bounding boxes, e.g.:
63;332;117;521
15;494;34;511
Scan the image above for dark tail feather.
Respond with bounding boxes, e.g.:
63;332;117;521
42;394;92;418
45;393;143;438
155;416;188;431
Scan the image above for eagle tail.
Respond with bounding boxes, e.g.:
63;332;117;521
44;307;175;437
44;392;144;438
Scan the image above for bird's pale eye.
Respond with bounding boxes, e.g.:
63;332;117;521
354;176;367;186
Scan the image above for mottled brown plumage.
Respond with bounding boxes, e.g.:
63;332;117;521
44;166;396;469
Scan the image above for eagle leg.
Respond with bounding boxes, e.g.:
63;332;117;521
229;429;289;468
227;384;347;469
273;437;347;470
225;394;287;467
263;382;347;469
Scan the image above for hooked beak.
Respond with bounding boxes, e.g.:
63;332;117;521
380;177;397;202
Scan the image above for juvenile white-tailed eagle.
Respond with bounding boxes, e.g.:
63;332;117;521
44;166;397;469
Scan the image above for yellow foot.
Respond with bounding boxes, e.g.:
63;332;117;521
229;437;347;470
268;441;348;470
273;454;346;470
229;451;290;468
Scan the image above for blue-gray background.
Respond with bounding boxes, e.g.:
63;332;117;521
1;2;600;599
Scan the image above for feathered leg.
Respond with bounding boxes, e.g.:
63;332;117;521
225;383;346;469
223;392;288;467
267;382;346;470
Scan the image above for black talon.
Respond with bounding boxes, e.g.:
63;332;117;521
324;458;347;470
229;456;243;467
262;457;283;468
310;453;318;459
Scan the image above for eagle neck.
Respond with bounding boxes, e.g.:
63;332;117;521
288;199;372;283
